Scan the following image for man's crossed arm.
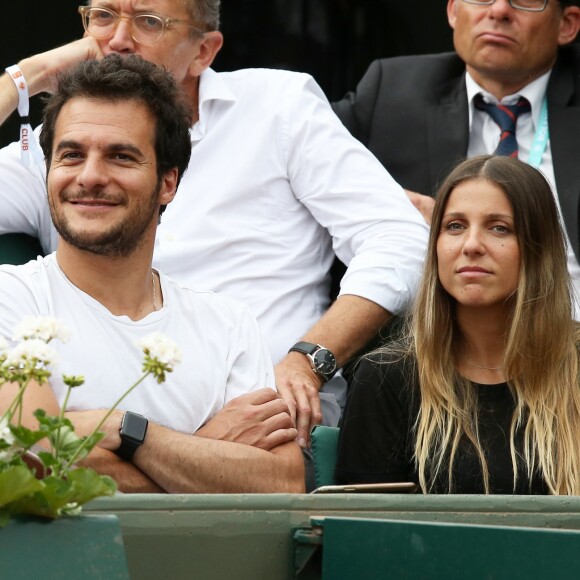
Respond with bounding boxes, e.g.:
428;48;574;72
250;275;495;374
1;379;304;494
70;388;304;494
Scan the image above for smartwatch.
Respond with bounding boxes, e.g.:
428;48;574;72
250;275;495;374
289;341;338;382
115;411;148;461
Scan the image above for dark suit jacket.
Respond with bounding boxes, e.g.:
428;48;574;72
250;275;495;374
332;46;580;261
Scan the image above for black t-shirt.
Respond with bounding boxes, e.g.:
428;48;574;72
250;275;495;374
335;354;548;494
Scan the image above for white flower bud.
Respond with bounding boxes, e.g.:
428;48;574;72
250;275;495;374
4;338;58;368
137;332;182;368
12;316;71;344
0;417;14;446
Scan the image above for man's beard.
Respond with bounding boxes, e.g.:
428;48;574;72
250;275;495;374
48;181;161;258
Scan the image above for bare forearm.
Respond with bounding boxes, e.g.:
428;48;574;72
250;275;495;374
64;409;165;493
1;55;60;126
0;73;19;126
80;447;165;494
133;424;305;494
274;295;392;446
301;294;391;365
1;38;103;126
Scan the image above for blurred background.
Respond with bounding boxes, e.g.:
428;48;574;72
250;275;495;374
1;1;453;147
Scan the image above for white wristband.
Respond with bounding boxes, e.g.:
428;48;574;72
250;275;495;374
4;64;44;168
5;64;30;118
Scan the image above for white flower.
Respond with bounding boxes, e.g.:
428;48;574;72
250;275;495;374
0;417;14;447
0;449;14;463
0;336;9;356
138;332;182;368
4;339;58;368
0;417;16;463
12;316;71;344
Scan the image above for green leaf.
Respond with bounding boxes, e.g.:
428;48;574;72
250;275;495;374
80;431;105;452
67;468;117;505
0;466;44;508
37;451;59;469
9;470;116;520
33;408;47;419
49;425;82;454
10;424;50;448
35;412;72;430
10;476;77;519
49;427;105;465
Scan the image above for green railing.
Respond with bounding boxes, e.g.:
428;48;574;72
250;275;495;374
85;493;580;579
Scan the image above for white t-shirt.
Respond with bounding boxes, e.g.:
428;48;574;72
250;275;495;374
0;254;275;434
0;67;428;364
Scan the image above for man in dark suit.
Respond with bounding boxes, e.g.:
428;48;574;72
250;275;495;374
333;0;580;299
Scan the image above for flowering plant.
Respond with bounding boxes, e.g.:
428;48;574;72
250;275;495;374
0;318;181;527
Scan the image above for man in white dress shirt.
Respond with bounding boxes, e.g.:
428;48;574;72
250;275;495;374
0;0;428;449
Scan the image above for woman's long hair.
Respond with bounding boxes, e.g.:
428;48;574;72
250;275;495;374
393;155;580;493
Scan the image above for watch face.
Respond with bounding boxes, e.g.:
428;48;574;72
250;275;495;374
313;348;337;376
121;412;148;442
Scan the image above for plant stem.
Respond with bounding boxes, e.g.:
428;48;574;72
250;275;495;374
1;377;31;427
52;384;74;458
61;371;151;472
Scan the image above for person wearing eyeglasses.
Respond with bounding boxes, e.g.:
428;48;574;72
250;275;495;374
334;0;580;314
0;0;429;467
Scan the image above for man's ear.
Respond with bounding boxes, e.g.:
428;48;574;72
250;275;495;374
159;168;179;207
187;31;224;77
558;6;580;46
447;0;458;30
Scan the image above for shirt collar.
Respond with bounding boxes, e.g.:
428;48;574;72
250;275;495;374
191;68;236;141
465;70;551;130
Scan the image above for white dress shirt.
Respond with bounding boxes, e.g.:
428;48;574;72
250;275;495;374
0;67;428;364
466;71;580;316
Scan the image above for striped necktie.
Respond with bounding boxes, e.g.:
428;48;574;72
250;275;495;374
473;94;531;158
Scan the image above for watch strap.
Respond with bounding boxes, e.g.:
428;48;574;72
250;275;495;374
288;341;318;356
116;435;142;461
289;341;337;382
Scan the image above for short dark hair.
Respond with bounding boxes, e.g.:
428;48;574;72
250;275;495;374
40;54;193;215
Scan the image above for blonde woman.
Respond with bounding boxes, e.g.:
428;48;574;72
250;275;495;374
335;155;580;494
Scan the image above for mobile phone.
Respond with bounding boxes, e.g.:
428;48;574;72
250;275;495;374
311;482;418;494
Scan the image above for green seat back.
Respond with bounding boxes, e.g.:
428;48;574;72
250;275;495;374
0;233;43;265
310;425;339;488
320;516;580;579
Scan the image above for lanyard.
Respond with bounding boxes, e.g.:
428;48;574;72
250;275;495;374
527;97;548;169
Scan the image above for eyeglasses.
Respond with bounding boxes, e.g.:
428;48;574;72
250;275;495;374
78;6;208;46
462;0;548;12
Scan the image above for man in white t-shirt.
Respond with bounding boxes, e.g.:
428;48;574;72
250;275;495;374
0;0;428;448
0;54;304;493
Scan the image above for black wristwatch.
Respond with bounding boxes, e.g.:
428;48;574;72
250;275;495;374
115;411;148;461
289;341;337;382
